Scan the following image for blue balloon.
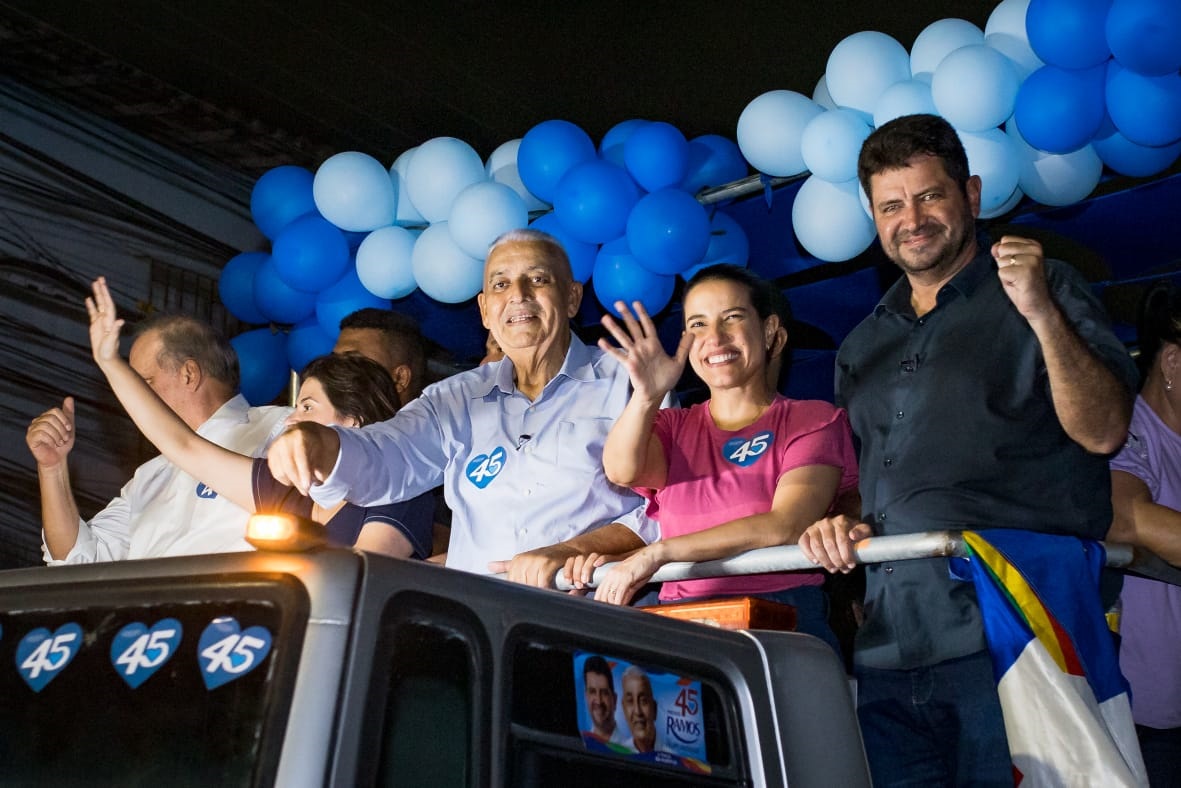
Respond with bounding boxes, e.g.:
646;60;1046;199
791;176;877;262
219;252;269;325
1107;0;1181;76
932;45;1020;132
624;121;690;192
824;31;911;115
313;151;397;233
910;18;985;81
958;129;1021;217
449;181;529;259
873;79;938;129
600;119;648;167
737;90;825;177
230;328;289;406
1026;0;1112;69
285;317;335;374
1106;61;1181;147
553;159;641;245
517;120;597;204
253;256;318;324
592;236;676;317
800;109;872;183
410;222;485;304
682;211;750;280
315;267;391;339
528;212;598;283
356;226;418;299
271;214;351;293
1092;117;1181;176
1009;121;1104;206
250;166;316;240
626;189;711;276
404;137;487;224
680;135;748;195
1013;64;1107;154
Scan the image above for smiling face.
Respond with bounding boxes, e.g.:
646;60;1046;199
683;278;777;392
868;154;981;283
477;239;582;365
622;671;657;752
584;670;617;736
286;377;354;428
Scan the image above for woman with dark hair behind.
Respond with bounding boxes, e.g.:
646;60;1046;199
1108;280;1181;786
85;277;433;559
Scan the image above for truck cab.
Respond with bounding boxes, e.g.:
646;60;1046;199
0;548;869;786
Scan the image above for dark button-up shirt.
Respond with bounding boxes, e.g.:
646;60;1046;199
836;245;1137;669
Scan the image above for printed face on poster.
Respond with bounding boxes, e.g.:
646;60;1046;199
573;650;711;774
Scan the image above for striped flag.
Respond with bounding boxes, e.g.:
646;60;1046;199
952;530;1147;787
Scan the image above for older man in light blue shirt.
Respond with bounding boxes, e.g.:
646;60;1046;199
268;229;659;586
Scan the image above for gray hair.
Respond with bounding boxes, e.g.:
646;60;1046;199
134;313;239;391
487;229;573;280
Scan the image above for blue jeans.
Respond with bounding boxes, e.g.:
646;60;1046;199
855;650;1012;787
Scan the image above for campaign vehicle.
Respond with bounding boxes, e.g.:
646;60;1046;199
0;542;869;787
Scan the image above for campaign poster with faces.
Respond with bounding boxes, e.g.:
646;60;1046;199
573;650;710;773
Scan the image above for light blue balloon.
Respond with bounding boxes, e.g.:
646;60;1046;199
313;151;397;232
405;137;487;224
1092;116;1181;176
553;159;641;245
958;128;1020;215
592;236;676;317
253;255;318;324
517;120;597;204
737;90;825;177
411;222;485;304
791;176;877;262
219;252;269;325
801;109;872;184
624;121;690;192
449;181;529;259
812;75;838;110
626;189;711;276
910;18;985;81
485;138;549;212
285;317;335;374
1106;61;1181;147
932;45;1019;132
1027;0;1113;70
389;148;427;226
873;80;938;129
528;212;598;283
600;119;648;167
251;166;316;240
984;0;1045;81
1014;64;1107;153
315;267;391;339
356;226;418;299
230;328;289;405
681;135;749;195
982;185;1026;219
682;212;750;280
1107;0;1181;77
1009;120;1104;206
825;31;911;115
271;213;351;293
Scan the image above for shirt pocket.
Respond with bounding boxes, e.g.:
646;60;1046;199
551;417;614;474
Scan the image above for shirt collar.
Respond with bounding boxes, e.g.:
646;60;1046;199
477;331;592;398
873;240;992;318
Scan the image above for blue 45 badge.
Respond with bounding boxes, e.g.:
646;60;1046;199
722;430;774;467
17;622;83;692
110;619;183;688
198;617;273;690
466;446;506;489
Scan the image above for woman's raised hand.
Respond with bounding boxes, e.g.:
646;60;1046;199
598;300;693;402
85;276;125;365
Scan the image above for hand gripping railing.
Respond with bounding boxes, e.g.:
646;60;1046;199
553;531;1181;591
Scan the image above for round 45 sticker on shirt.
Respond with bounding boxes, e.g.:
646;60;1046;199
722;430;774;467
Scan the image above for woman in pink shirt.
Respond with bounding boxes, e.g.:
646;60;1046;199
589;264;858;652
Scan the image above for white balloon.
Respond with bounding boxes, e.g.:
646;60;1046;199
448;181;529;260
958;128;1020;215
825;31;911;116
405;137;487;224
1008;120;1103;207
356;226;418;299
791;176;877;262
389;148;426;226
486;138;549;211
736;90;824;176
313;151;397;232
984;0;1045;80
411;222;485;304
910;18;985;81
873;79;938;129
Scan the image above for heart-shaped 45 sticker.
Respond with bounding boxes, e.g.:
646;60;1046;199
197;617;273;690
466;446;506;489
110;619;183;689
17;622;83;692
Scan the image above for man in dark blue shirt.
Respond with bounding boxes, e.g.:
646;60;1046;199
799;114;1137;785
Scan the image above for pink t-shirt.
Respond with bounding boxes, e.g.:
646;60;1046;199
646;395;859;601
